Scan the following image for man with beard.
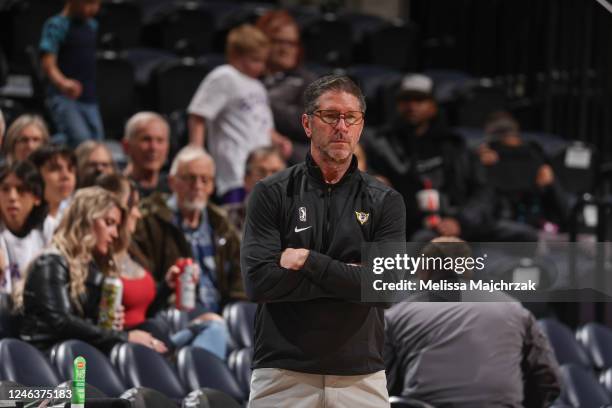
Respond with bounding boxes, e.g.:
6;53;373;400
366;74;493;241
132;146;244;318
123;111;171;198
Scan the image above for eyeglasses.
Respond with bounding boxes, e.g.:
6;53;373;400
309;110;365;127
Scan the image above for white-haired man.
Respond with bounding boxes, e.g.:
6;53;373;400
132;146;245;324
123;111;170;197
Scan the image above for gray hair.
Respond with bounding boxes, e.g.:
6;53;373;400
302;74;366;115
4;114;50;159
123;111;169;142
169;145;215;176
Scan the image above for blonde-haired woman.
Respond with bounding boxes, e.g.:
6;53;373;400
18;187;167;353
3;114;50;163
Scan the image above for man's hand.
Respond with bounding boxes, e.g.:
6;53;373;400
280;248;310;270
477;144;499;166
536;164;554;188
436;217;461;237
60;78;83;99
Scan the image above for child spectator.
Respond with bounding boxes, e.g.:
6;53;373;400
188;24;292;204
29;145;77;242
39;0;104;146
0;161;47;294
3;114;50;164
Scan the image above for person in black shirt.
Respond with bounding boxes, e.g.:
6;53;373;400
366;74;492;241
241;75;406;407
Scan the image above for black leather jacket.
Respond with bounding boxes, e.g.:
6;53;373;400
20;252;128;352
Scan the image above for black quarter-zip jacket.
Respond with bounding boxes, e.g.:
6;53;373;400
241;153;406;375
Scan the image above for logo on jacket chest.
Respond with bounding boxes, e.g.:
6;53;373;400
299;206;307;222
355;211;370;225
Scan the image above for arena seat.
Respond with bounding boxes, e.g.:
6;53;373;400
558;364;611;407
223;301;256;349
50;339;126;397
576;322;612;371
96;52;136;139
97;0;142;50
112;342;186;400
227;347;252;398
176;346;244;403
0;338;60;387
538;318;592;368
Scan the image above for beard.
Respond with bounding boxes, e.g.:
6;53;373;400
180;198;207;212
319;143;353;164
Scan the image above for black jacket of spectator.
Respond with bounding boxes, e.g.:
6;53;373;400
488;141;572;230
366;118;493;239
20;252;128;352
241;154;406;375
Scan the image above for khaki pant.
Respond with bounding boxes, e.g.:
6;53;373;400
248;368;390;408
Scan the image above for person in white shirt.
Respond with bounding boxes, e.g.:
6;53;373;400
187;23;292;204
0;161;47;293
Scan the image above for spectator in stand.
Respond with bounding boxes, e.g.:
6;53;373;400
132;146;245;321
96;174;173;343
256;10;317;163
384;237;561;407
225;146;286;234
3;115;50;164
365;74;493;241
39;0;104;146
0;161;47;294
477;112;572;241
75;140;115;187
29;145;77;242
188;24;292;204
17;187;167;353
123;112;170;198
97;173;230;359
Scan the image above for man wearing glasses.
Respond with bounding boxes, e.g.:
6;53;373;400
133;145;244;322
241;75;406;407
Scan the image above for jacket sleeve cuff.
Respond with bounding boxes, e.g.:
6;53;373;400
302;250;332;283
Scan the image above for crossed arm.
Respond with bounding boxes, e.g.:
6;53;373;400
240;182;406;303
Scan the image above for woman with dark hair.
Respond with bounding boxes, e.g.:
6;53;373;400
28;144;77;242
17;187;167;353
256;10;317;162
0;161;47;293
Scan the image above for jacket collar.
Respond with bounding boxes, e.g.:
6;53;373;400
305;152;359;188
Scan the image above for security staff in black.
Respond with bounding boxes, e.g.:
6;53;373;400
241;75;406;407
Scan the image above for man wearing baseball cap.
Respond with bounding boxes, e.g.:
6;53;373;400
366;73;493;241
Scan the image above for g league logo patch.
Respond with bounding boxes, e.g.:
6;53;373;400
355;211;369;225
299;207;307;222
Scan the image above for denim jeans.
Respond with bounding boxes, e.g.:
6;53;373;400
170;319;229;360
48;94;104;147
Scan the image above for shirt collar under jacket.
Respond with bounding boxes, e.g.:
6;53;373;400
305;152;359;188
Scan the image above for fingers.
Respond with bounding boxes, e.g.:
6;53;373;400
165;264;181;288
